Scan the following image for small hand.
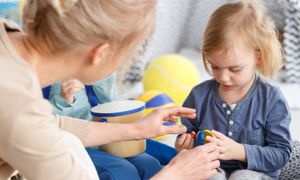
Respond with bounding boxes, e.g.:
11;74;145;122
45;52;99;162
135;106;196;139
175;132;195;152
205;130;247;162
61;79;85;104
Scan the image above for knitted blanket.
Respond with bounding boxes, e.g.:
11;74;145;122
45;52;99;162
279;141;300;179
283;0;300;83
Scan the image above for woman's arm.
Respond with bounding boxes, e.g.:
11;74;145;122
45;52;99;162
84;106;195;146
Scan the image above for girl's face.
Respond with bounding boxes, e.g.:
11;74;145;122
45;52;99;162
207;42;259;95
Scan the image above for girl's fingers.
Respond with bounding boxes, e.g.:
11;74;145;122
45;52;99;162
211;130;227;140
182;134;193;148
196;142;218;153
206;136;223;147
176;134;187;147
217;146;226;153
187;134;195;149
219;154;226;160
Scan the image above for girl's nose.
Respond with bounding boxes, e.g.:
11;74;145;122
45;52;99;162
219;71;230;84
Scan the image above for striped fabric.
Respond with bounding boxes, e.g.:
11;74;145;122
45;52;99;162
283;0;300;83
279;141;300;180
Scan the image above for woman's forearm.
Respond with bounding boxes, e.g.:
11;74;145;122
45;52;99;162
84;121;142;147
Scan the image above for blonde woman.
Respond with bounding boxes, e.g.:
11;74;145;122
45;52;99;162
176;1;291;180
0;0;220;179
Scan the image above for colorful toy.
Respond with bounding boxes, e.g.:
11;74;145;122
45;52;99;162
143;54;200;105
195;130;212;146
136;90;176;139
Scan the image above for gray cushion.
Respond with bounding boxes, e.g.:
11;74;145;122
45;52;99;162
279;141;300;179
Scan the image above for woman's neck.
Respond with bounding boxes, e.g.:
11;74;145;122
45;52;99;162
8;32;79;87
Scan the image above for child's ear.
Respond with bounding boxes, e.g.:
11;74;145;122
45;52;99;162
90;44;110;66
256;51;262;66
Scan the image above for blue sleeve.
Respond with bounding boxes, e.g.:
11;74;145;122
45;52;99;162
245;89;292;172
48;81;88;117
181;89;200;133
92;72;117;104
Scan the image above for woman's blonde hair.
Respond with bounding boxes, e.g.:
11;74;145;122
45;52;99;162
202;0;283;78
22;0;156;61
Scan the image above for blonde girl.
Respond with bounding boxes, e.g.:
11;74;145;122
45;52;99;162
176;1;291;179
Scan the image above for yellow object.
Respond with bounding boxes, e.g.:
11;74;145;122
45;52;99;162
19;0;25;18
203;130;212;144
143;54;200;105
137;90;176;140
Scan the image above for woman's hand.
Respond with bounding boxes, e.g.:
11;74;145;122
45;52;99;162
135;106;196;139
175;132;195;152
151;143;220;180
206;130;247;162
61;79;85;104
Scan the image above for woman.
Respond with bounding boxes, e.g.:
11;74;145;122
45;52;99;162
0;0;220;179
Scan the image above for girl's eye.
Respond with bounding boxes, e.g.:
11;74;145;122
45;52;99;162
211;65;219;70
230;68;242;72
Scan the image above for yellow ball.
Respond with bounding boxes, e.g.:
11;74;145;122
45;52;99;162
137;90;176;140
143;54;200;105
19;0;25;17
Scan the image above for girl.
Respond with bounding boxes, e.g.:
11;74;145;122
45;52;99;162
176;1;292;180
0;0;220;179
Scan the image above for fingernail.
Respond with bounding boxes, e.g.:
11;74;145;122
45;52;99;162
181;125;187;132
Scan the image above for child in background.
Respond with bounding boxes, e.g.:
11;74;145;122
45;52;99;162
175;0;292;179
47;74;117;120
45;73;163;180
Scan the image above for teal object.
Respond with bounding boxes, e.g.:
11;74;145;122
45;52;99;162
44;73;117;120
0;1;21;25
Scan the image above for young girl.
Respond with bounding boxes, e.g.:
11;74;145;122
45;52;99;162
0;0;221;179
175;1;292;179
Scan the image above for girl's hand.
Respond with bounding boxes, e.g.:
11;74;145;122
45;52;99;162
135;106;196;139
175;132;195;152
205;130;247;162
61;79;85;104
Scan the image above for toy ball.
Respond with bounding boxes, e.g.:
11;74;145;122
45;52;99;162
143;54;200;105
136;90;176;139
195;130;212;146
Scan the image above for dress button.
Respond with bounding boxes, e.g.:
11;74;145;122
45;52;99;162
229;120;234;125
226;110;231;115
228;131;233;136
222;103;226;108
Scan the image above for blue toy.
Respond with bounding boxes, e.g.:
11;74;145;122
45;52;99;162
195;130;212;146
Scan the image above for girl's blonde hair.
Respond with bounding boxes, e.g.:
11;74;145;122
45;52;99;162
202;0;283;78
22;0;156;61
